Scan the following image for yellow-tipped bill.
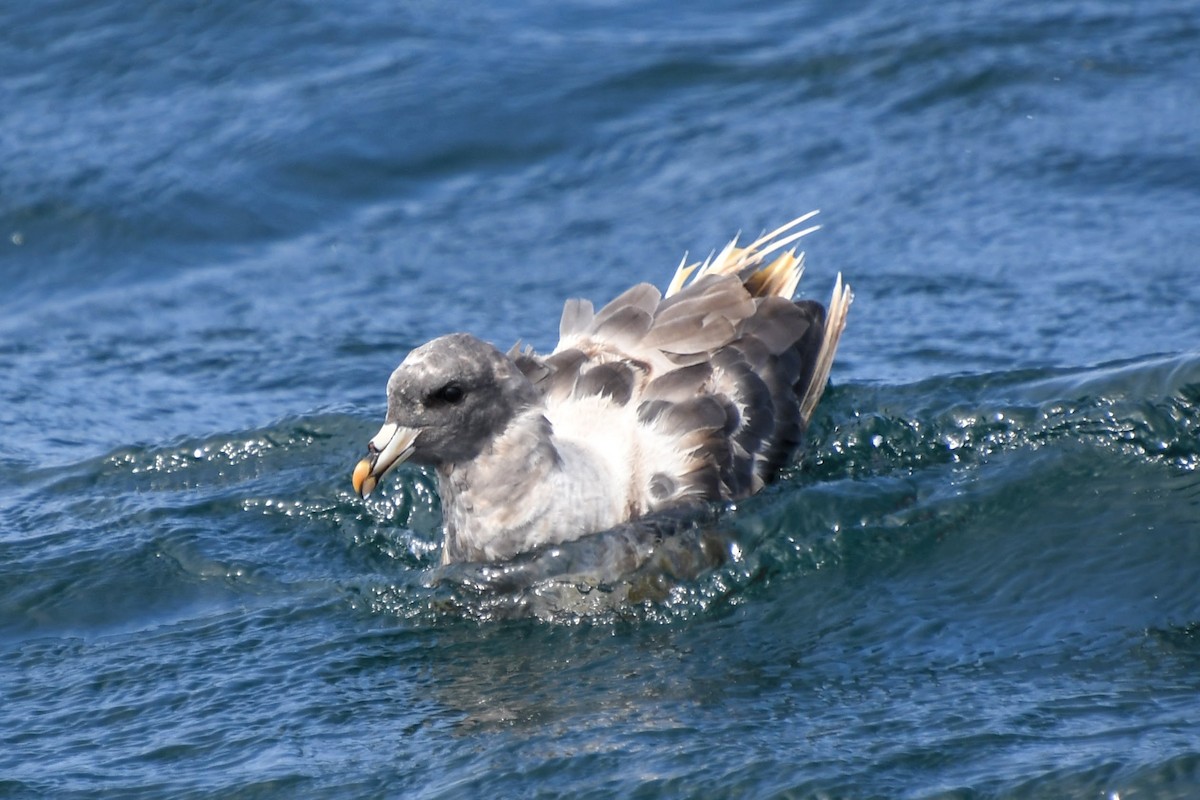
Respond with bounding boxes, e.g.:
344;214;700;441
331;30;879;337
352;422;420;498
351;458;374;496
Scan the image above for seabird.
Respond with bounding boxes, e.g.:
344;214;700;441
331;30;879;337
352;212;852;564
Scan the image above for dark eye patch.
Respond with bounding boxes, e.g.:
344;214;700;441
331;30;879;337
430;382;465;405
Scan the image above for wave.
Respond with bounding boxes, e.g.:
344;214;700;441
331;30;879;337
6;351;1197;635
349;350;1200;623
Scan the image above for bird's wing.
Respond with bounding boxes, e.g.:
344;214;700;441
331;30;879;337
510;213;850;512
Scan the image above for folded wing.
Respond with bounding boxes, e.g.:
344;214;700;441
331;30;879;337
510;213;852;515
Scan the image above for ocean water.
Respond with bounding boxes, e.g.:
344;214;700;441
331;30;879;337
3;0;1200;797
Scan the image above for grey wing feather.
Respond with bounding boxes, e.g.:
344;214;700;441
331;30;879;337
559;298;595;341
641;362;712;402
642;316;737;354
574;361;636;406
591;283;661;327
590;306;655;353
537;348;588;403
740;296;813;353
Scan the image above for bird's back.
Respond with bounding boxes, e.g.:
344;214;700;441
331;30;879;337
512;214;852;520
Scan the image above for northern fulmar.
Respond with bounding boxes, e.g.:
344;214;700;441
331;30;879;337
352;212;852;565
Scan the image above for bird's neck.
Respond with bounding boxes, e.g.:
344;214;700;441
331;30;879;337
436;409;562;564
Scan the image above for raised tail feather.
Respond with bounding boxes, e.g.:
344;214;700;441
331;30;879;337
665;210;821;300
799;272;853;425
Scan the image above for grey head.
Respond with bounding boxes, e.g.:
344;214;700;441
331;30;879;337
353;333;539;497
384;332;540;464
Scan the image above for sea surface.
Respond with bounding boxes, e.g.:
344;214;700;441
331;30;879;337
3;1;1200;797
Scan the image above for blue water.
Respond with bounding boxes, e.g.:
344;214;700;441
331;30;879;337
3;0;1200;796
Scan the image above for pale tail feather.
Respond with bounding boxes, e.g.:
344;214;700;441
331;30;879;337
798;272;853;425
666;210;821;299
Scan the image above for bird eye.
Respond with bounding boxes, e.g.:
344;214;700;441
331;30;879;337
432;383;465;404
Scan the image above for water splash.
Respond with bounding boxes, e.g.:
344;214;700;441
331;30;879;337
349;352;1200;624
